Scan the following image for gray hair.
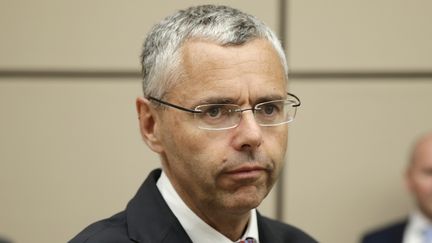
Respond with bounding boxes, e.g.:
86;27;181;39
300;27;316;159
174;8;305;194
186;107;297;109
140;5;288;98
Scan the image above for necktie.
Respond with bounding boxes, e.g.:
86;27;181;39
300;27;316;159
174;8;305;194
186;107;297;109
424;227;432;243
237;237;256;243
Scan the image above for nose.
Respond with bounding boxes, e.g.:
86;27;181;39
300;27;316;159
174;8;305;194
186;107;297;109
231;110;263;151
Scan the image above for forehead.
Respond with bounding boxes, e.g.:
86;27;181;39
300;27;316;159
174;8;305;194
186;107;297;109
169;38;287;101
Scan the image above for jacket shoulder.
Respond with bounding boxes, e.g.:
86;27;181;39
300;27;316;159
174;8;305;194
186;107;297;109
258;215;318;243
69;212;131;243
361;220;407;243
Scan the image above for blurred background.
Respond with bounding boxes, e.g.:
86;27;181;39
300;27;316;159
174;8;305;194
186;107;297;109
1;0;431;242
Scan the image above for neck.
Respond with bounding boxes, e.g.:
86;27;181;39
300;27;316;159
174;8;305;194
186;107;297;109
190;203;251;241
172;178;251;240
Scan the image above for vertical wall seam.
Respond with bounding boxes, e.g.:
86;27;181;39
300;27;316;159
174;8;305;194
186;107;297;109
275;0;288;221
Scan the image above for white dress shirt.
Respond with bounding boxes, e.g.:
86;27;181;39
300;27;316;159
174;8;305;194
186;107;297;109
157;170;260;243
403;210;432;243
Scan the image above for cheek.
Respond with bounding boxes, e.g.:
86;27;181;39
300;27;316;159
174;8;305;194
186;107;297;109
168;127;226;170
161;113;200;151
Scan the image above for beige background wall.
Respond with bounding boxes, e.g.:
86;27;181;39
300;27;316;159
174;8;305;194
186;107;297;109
284;1;432;242
0;1;431;243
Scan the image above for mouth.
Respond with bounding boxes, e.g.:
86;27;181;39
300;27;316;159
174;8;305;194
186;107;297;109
224;165;267;181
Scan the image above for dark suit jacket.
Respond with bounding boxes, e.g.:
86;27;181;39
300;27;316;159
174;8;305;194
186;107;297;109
70;169;317;243
361;220;407;243
0;237;12;243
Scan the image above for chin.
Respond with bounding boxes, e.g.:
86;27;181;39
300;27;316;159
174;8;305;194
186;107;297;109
225;201;261;215
224;190;265;213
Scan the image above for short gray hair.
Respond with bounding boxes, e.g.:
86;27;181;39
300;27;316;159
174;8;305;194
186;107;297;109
140;5;288;98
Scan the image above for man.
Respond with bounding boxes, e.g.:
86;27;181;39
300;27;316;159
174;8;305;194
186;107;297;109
70;5;316;243
362;132;432;243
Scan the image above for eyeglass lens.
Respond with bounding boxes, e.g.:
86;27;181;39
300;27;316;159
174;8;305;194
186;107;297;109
194;100;297;130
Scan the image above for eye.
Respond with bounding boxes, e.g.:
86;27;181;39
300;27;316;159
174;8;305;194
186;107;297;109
197;105;232;120
263;104;276;115
261;103;279;116
206;106;223;118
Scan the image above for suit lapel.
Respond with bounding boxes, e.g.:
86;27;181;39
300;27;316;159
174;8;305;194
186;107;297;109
257;212;280;243
126;169;193;243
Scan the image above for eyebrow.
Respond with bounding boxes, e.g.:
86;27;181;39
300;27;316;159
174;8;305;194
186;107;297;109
193;93;285;106
195;96;236;105
255;94;285;104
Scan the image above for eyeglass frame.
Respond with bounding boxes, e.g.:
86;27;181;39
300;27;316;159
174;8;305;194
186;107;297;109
147;92;301;130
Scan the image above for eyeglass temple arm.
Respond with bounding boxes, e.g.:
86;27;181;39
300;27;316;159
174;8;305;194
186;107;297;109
287;92;301;107
147;96;202;113
148;93;300;111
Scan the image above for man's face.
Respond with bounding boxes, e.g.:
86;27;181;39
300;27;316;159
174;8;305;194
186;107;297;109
152;38;288;216
407;136;432;219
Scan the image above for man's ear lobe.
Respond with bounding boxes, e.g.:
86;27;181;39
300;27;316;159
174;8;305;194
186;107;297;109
136;97;164;153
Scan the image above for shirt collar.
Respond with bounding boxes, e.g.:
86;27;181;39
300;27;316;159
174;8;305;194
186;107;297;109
408;209;432;234
157;170;260;243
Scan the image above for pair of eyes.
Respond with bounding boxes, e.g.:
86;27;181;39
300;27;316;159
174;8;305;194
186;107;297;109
195;103;281;119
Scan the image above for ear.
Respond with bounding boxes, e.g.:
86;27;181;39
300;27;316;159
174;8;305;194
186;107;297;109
136;97;164;153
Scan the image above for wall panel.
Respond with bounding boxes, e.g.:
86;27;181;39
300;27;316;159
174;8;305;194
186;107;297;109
0;0;278;70
289;0;432;71
285;80;432;243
